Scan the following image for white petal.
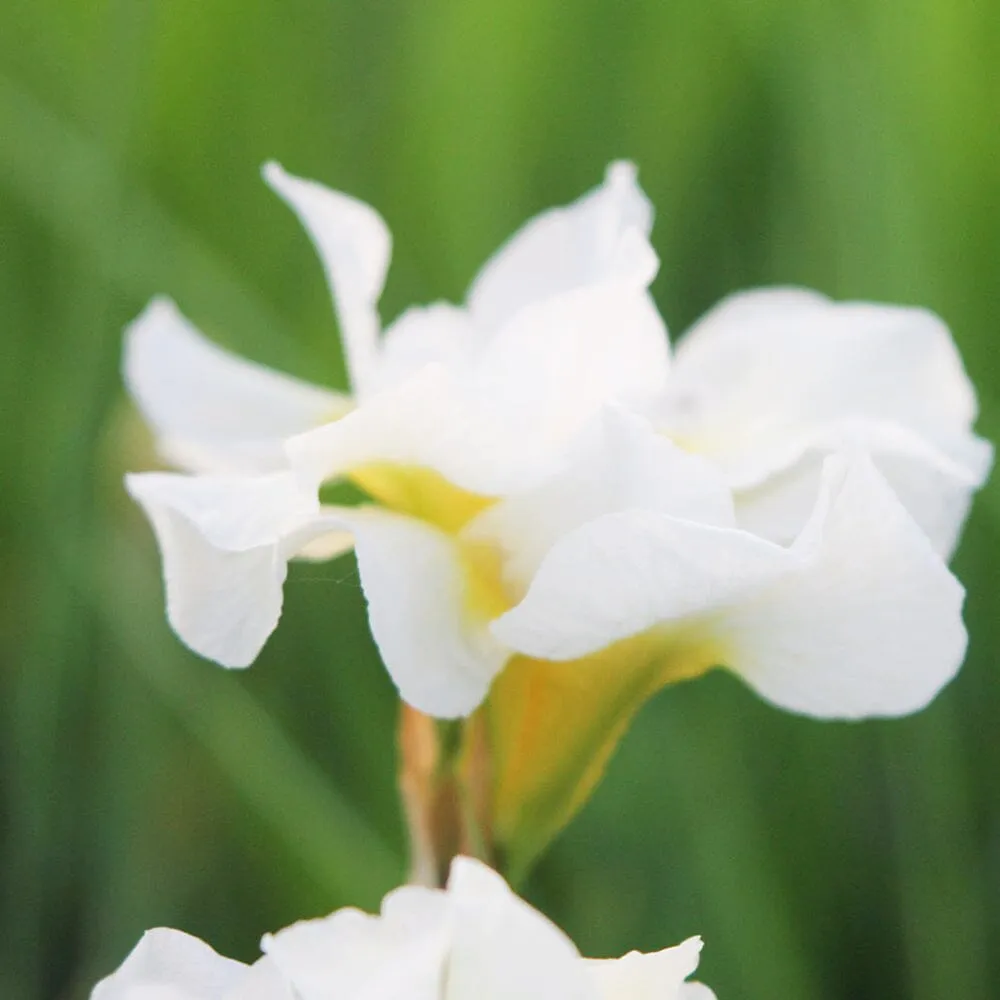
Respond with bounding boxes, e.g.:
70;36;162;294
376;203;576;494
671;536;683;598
262;886;449;1000
585;937;705;1000
126;473;344;668
468;161;656;330
679;986;717;1000
230;960;296;1000
374;302;477;391
333;507;509;717
495;453;967;719
492;507;792;663
288;285;670;498
91;928;248;1000
445;858;597;1000
660;289;986;540
719;453;968;718
263;162;391;396
468;407;734;594
467;283;670;463
733;419;993;555
124;298;348;474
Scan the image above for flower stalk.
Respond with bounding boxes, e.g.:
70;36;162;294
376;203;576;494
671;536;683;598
398;705;493;886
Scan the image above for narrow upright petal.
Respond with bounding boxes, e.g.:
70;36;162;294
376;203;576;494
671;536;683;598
264;162;392;396
468;161;656;330
124;298;349;474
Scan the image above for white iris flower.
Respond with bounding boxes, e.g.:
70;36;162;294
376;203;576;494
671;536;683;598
124;162;987;723
91;858;715;1000
125;162;668;709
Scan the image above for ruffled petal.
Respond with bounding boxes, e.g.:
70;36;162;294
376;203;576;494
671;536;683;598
659;288;987;545
125;472;344;668
733;418;993;554
719;453;968;718
124;298;348;474
494;453;967;719
263;163;391;396
668;289;978;449
467;407;733;595
468;161;656;330
445;858;597;1000
585;937;709;1000
262;885;449;1000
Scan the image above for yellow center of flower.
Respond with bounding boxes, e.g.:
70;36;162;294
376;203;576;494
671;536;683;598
346;463;512;622
348;463;494;534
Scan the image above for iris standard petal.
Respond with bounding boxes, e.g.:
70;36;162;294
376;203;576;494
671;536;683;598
263;162;391;396
124;297;348;474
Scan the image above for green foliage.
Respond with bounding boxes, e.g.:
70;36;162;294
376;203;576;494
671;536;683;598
1;1;997;998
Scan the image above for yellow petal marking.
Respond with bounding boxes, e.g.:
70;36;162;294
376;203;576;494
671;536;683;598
349;463;494;534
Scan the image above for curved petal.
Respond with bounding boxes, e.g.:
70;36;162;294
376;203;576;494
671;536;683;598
467;407;733;594
124;298;348;474
264;163;391;396
262;886;449;1000
491;510;790;664
125;472;344;668
586;937;708;1000
468;161;656;330
668;289;978;452
445;858;597;1000
494;453;967;719
334;507;510;718
660;288;987;544
720;453;968;718
91;928;249;1000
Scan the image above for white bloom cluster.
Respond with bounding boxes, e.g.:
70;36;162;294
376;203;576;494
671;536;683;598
125;161;990;721
92;858;714;1000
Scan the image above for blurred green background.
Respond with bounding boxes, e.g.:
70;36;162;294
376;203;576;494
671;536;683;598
2;1;998;998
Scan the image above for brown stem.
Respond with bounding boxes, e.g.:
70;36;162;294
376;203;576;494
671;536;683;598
397;704;493;886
